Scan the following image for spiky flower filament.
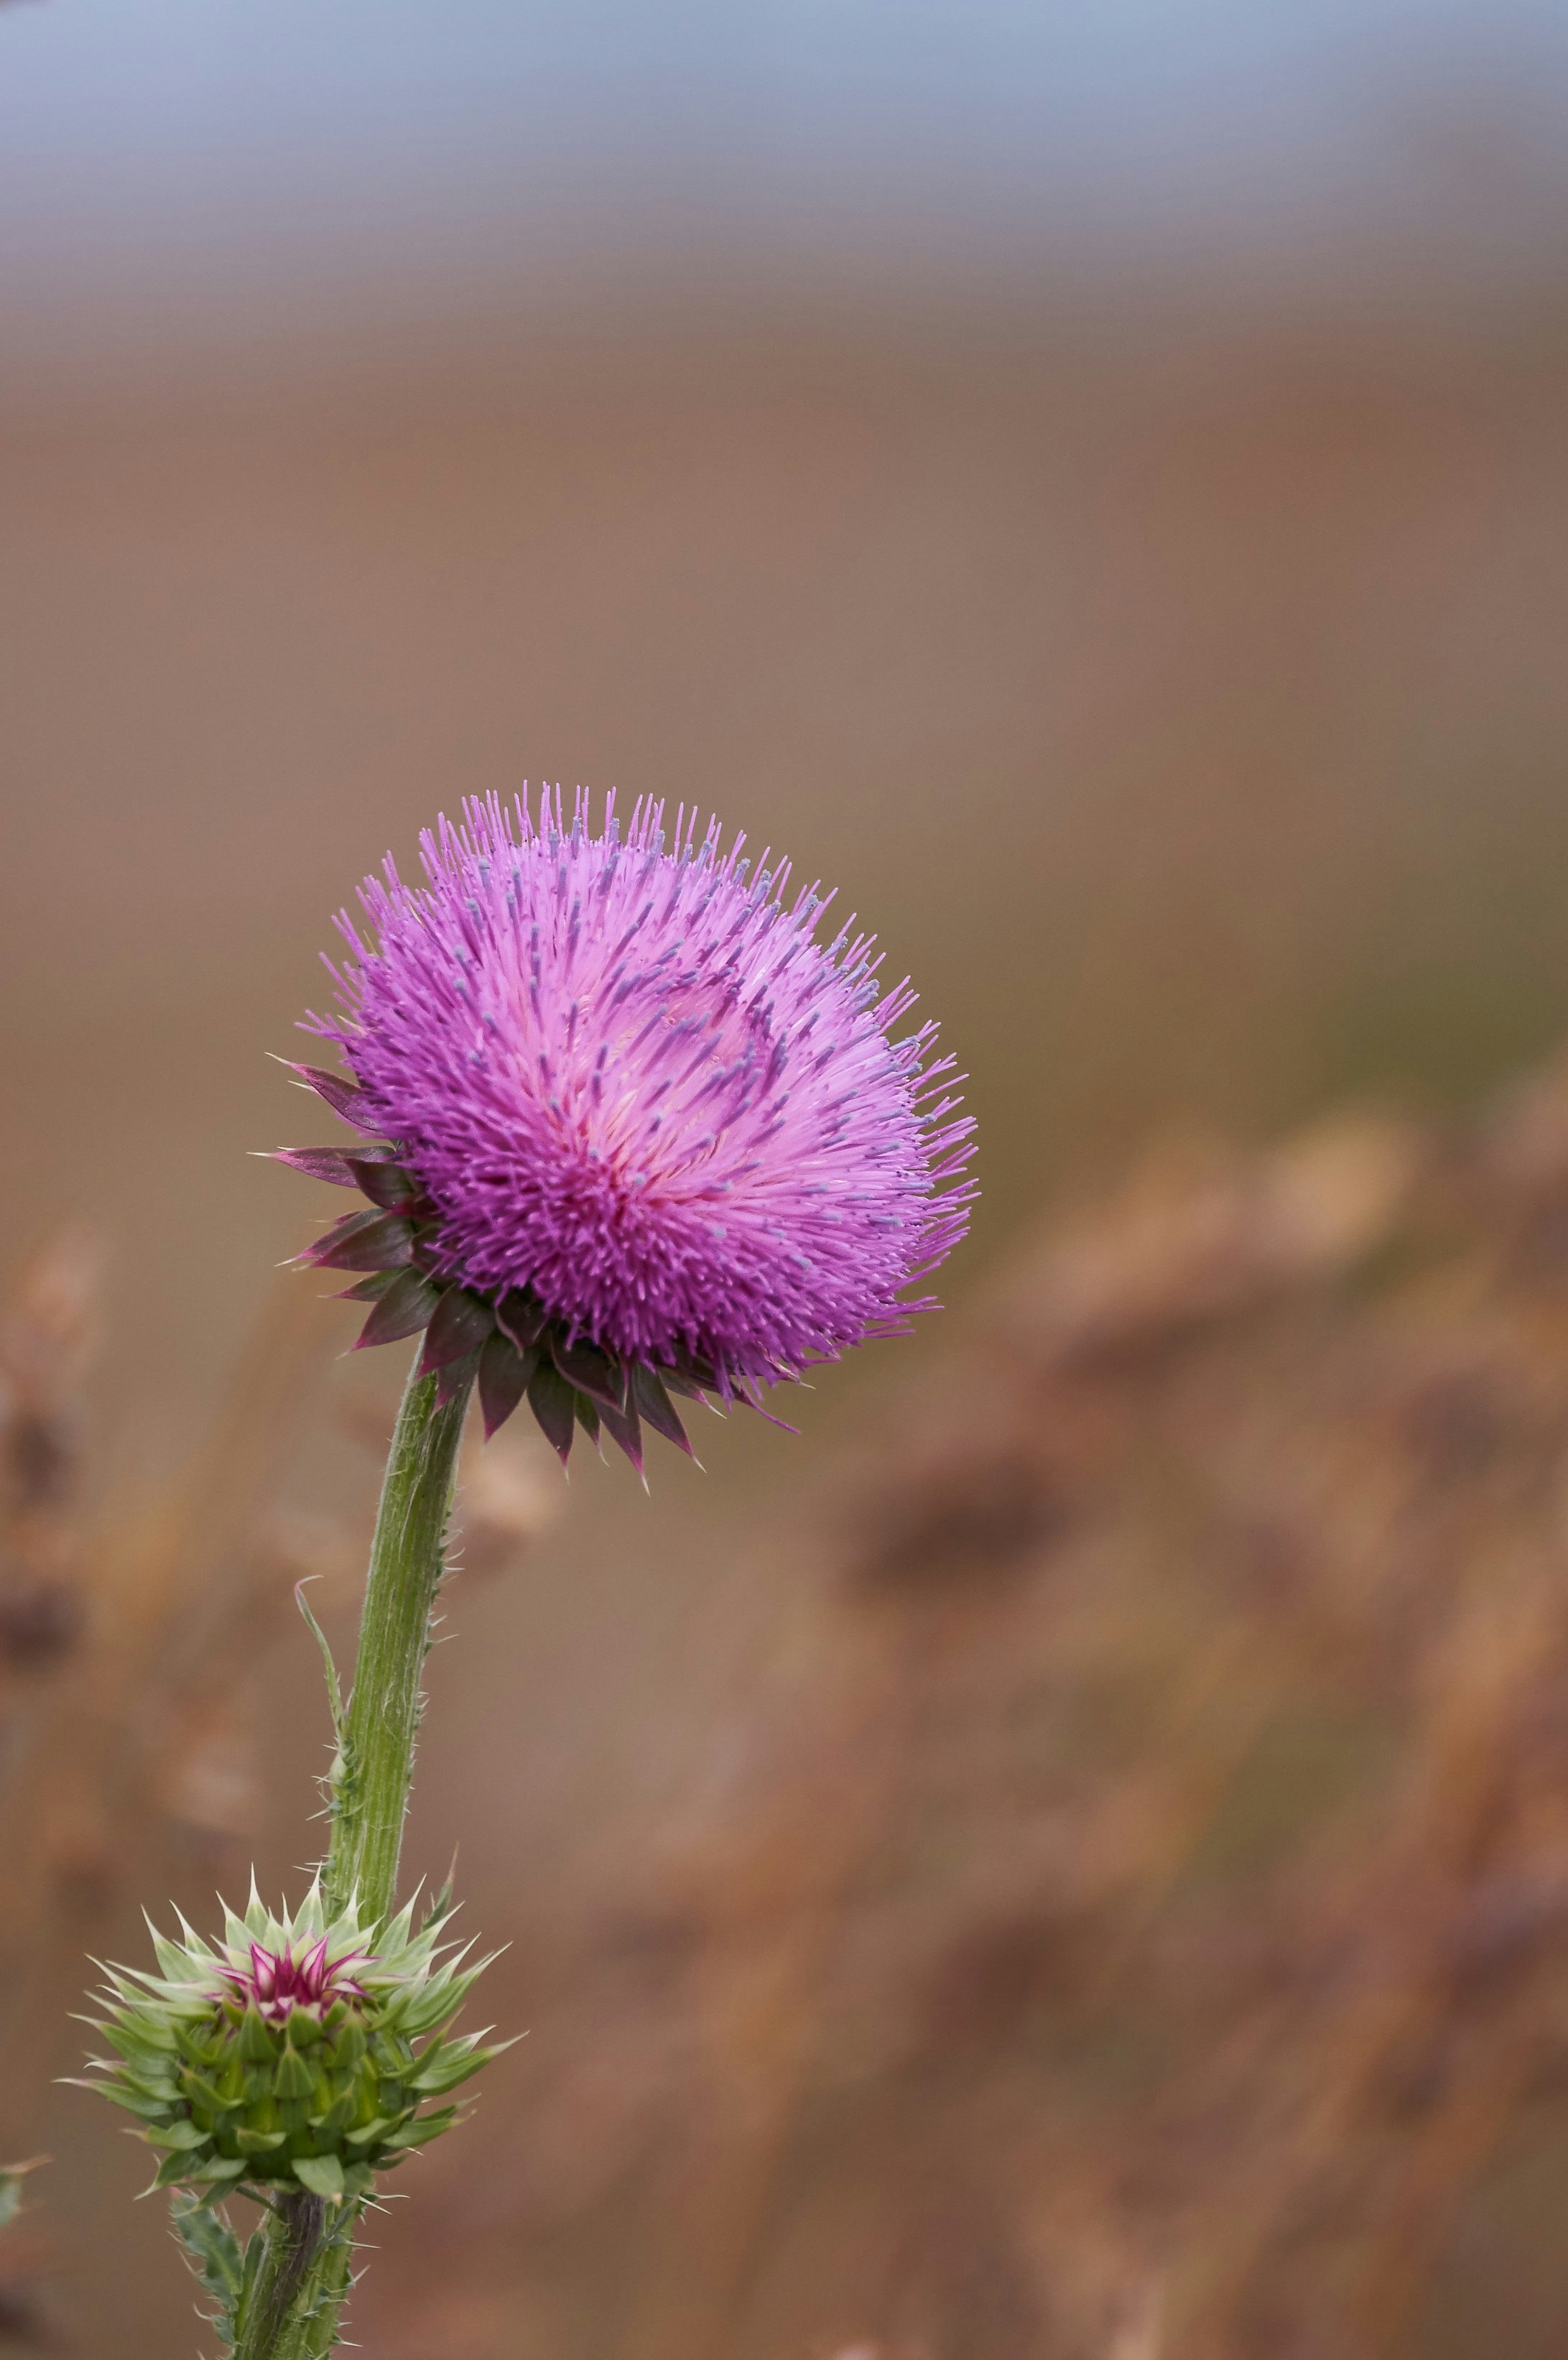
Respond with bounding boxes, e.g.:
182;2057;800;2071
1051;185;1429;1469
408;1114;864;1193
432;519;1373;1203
276;786;976;1471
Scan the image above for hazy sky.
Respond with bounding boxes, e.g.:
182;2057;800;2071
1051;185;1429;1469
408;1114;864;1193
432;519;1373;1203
1;0;1565;325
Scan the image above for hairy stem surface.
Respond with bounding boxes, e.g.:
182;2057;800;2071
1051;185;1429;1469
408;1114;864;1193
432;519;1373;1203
230;2195;324;2360
326;1358;472;1920
233;1356;472;2359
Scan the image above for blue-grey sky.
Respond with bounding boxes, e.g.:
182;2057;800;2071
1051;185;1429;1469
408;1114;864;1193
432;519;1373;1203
1;0;1565;329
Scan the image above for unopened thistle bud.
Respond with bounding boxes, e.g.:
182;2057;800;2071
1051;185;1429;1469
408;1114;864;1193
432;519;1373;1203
274;788;976;1470
82;1882;504;2204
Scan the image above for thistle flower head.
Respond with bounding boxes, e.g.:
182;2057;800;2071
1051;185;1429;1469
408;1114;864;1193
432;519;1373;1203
80;1882;503;2203
279;789;975;1468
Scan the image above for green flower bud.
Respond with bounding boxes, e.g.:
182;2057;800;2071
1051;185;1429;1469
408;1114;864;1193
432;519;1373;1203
80;1879;507;2203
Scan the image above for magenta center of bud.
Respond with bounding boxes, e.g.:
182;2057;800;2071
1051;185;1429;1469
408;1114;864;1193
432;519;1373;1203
218;1937;370;2024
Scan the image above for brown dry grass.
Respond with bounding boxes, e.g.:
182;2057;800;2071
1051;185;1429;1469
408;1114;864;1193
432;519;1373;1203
11;1062;1568;2359
328;1056;1568;2359
4;282;1568;2354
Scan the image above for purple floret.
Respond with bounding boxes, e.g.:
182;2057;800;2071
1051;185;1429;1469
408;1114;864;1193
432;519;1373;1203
290;787;975;1449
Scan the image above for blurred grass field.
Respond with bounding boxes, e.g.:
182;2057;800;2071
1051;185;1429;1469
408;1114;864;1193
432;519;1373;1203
4;292;1568;1422
3;263;1568;2354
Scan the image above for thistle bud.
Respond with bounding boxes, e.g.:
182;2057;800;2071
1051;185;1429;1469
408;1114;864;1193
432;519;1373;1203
81;1880;504;2203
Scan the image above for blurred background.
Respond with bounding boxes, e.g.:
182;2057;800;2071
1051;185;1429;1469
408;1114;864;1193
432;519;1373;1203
3;1;1568;2352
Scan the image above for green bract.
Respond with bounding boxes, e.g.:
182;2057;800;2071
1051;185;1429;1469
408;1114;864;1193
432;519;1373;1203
82;1881;502;2203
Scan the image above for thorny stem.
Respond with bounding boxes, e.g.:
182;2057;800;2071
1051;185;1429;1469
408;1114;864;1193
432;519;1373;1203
231;1356;473;2360
231;2194;325;2360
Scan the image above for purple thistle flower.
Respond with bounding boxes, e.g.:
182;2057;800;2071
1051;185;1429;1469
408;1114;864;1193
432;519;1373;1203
279;788;975;1468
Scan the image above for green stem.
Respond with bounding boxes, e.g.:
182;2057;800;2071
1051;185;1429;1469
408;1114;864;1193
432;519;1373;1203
232;2195;325;2360
326;1357;473;1920
231;1354;473;2360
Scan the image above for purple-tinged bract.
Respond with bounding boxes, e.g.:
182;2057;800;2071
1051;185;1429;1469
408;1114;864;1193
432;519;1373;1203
282;790;975;1466
216;1935;368;2027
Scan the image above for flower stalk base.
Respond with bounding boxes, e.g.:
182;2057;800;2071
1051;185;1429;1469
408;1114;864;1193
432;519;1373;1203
238;1356;476;2357
88;1355;485;2358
